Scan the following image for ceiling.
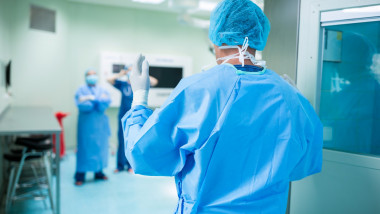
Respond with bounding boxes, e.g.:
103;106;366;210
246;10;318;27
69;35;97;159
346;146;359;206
67;0;264;17
67;0;222;17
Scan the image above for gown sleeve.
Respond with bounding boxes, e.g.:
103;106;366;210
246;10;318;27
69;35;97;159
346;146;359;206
112;79;123;91
95;89;111;112
75;88;94;112
289;96;324;181
121;81;220;177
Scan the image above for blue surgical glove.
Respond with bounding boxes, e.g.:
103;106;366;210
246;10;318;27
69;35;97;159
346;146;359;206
130;54;150;107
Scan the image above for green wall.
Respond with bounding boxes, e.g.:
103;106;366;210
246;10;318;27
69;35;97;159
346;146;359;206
7;0;215;151
0;0;11;61
0;0;11;112
263;0;299;81
0;0;12;199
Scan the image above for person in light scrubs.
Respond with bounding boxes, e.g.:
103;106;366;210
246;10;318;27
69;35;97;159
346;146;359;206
74;69;111;186
122;0;323;213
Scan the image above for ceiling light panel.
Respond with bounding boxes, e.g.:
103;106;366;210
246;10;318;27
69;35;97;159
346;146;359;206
132;0;165;4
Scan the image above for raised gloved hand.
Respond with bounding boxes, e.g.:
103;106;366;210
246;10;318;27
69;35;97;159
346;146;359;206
130;54;150;107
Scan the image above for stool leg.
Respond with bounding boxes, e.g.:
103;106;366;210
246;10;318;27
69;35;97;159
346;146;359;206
9;155;27;210
31;163;48;209
43;154;55;212
5;166;16;213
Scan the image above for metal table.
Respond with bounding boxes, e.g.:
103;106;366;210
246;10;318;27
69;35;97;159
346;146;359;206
0;106;62;214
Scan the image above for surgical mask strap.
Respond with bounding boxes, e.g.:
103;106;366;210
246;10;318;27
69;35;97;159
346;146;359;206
217;37;258;67
239;37;249;66
216;52;240;65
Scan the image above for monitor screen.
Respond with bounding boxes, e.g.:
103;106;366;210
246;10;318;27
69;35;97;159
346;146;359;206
0;61;4;89
149;66;183;88
112;64;125;74
5;61;11;88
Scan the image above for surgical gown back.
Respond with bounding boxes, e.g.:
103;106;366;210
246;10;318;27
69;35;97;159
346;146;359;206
75;85;111;173
122;64;323;214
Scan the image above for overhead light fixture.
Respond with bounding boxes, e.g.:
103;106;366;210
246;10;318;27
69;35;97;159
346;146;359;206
132;0;165;4
169;0;199;9
343;5;380;13
199;1;218;11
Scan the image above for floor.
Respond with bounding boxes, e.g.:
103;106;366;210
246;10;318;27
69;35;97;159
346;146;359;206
6;152;178;214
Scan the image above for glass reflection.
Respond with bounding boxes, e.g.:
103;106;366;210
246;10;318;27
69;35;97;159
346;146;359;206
319;21;380;155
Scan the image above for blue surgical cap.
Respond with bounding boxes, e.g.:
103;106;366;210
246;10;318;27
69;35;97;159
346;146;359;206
209;0;270;51
85;68;96;76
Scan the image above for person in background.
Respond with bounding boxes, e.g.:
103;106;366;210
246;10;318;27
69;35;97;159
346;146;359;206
74;69;111;186
122;0;323;213
107;66;158;173
107;66;134;173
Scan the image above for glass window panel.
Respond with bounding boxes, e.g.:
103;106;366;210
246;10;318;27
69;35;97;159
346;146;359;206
319;21;380;155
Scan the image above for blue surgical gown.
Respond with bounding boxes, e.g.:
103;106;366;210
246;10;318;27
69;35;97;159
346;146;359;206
75;85;111;172
113;80;133;170
122;64;323;214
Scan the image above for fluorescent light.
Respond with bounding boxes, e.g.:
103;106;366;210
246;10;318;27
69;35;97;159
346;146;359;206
343;5;380;13
199;1;218;11
132;0;165;4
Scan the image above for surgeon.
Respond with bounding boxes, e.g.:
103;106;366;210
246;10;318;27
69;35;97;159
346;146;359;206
122;0;323;213
107;67;134;173
74;69;111;186
107;66;158;173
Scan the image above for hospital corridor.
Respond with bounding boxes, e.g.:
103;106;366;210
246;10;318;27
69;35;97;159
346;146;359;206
0;0;380;214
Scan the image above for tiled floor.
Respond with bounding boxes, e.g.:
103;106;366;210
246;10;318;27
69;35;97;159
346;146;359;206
6;152;178;214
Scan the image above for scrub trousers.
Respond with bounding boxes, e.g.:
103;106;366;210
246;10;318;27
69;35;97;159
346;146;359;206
117;120;131;171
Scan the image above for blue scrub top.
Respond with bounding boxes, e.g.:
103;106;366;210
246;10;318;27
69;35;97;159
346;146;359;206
233;64;263;72
113;80;133;118
122;64;323;214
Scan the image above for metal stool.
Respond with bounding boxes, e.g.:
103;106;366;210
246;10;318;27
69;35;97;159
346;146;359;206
4;136;55;213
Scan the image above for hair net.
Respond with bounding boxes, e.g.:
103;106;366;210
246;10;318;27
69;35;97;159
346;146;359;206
209;0;270;51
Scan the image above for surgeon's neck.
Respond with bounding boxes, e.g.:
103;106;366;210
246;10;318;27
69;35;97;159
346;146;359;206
214;44;257;66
